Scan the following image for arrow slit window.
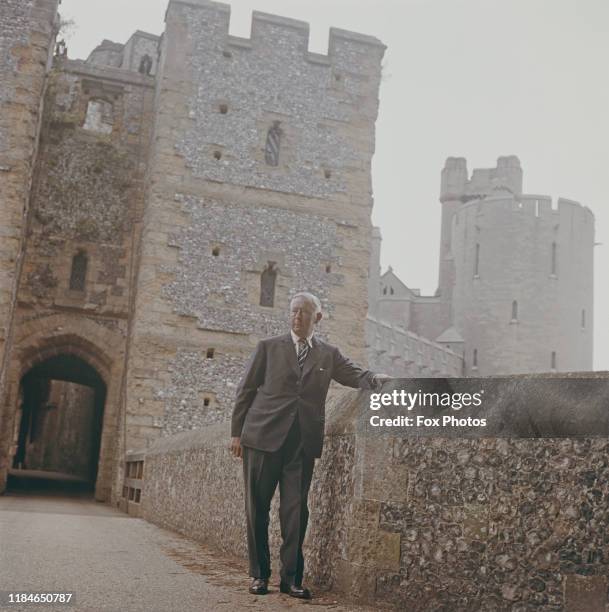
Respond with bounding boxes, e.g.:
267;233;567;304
260;262;277;307
265;122;282;166
69;251;88;291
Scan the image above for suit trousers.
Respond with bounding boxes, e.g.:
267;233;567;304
242;416;315;585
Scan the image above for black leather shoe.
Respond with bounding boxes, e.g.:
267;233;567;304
280;582;312;599
249;578;269;595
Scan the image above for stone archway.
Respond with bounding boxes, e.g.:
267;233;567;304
0;315;126;502
10;353;107;494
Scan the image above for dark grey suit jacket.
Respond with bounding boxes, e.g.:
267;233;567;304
231;333;376;458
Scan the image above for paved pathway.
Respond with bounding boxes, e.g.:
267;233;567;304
0;490;380;612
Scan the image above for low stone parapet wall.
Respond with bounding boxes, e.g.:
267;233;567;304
141;376;609;611
141;387;359;591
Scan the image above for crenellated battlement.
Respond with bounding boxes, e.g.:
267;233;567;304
169;0;385;69
440;155;523;203
455;192;595;225
163;0;385;199
77;2;385;85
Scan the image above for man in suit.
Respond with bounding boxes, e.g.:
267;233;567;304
230;291;387;599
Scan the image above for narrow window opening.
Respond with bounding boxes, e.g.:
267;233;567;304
474;243;480;276
551;351;557;370
581;309;586;329
203;397;210;407
212;246;220;257
265;121;282;166
69;251;87;291
206;348;215;359
83;99;114;134
390;287;394;295
511;300;518;321
260;261;277;307
382;287;387;295
325;264;332;273
219;103;228;114
324;169;332;179
138;54;153;75
222;50;232;58
473;349;478;368
551;242;557;275
213;150;222;160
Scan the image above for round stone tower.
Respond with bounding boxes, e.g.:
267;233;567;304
451;193;594;375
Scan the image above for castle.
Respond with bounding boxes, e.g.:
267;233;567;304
2;5;605;607
0;0;385;502
367;156;595;378
0;0;594;508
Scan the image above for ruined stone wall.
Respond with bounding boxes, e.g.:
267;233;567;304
452;195;594;376
17;61;154;314
140;378;609;611
0;0;58;421
0;58;155;499
118;0;385;502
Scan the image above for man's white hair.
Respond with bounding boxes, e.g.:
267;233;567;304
290;292;322;314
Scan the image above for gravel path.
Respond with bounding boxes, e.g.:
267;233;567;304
0;490;380;612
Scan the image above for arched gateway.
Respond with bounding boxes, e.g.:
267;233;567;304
11;354;106;492
0;317;125;503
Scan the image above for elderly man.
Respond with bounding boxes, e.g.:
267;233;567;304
230;292;387;599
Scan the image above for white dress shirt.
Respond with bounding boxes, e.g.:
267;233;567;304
290;330;314;355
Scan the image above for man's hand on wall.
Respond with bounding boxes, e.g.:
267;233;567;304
372;374;392;390
230;436;243;459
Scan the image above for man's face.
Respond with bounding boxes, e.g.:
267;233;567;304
290;297;321;339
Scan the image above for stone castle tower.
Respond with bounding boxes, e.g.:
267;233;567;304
367;156;595;378
0;0;385;502
443;157;594;376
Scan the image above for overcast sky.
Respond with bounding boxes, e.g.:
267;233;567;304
59;0;608;371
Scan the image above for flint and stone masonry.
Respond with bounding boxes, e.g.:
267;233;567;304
1;2;607;610
120;0;385;505
0;0;60;426
141;375;609;610
0;0;385;505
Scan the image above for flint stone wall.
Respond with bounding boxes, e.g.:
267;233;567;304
0;0;59;486
140;373;609;611
117;1;384;489
141;386;357;586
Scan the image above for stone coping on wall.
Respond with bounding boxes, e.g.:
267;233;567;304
142;371;609;458
139;373;609;609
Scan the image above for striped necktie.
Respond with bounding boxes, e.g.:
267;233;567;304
297;338;309;370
